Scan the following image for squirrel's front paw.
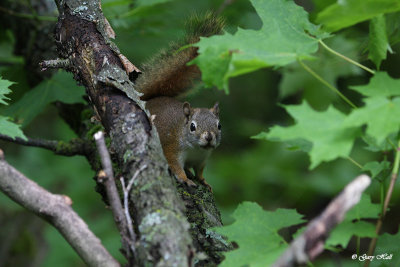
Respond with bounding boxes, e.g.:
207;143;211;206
202;181;213;192
184;179;197;187
175;174;198;187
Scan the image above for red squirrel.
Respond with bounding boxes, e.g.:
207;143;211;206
135;13;224;191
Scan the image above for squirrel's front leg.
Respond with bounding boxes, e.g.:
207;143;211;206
164;149;197;187
194;164;213;192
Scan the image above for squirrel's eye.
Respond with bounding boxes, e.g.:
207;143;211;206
218;122;221;130
190;122;196;132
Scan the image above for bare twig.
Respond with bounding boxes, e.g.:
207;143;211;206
40;58;71;71
0;134;89;156
0;151;119;267
119;164;147;252
93;131;132;257
0;6;57;21
273;175;371;267
365;142;400;266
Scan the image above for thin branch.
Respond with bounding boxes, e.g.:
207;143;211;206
0;6;57;21
273;174;371;267
94;131;132;258
0;151;119;267
0;134;89;156
120;164;147;253
365;140;400;266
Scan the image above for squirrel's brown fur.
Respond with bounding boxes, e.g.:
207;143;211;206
135;12;224;101
135;13;224;190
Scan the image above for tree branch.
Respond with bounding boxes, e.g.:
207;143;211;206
0;134;90;156
53;1;195;265
0;151;119;267
94;131;134;261
273;174;371;267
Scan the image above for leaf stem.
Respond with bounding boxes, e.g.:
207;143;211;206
298;60;357;109
319;40;375;75
347;156;363;169
365;140;400;266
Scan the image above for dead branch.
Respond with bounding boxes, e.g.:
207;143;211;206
94;131;133;260
0;151;119;267
273;174;371;267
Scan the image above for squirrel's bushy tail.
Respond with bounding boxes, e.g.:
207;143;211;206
135;12;225;101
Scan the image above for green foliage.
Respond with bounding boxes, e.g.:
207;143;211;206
349;72;400;98
363;161;391;178
5;70;85;127
279;34;362;109
374;229;400;266
368;15;389;69
0;76;13;105
345;97;400;144
192;0;329;91
344;73;400;144
0;117;26;140
0;76;26;140
254;71;400;168
327;194;381;248
253;102;360;169
213;202;304;267
316;0;400;32
136;0;172;7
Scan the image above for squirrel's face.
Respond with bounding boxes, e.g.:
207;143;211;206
183;102;221;150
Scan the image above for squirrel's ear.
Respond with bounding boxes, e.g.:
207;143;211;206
211;102;219;116
183;102;192;118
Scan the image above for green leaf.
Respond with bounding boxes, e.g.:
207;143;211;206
214;202;305;267
253;102;360;169
350;72;400;98
5;70;85;127
327;194;380;248
344;97;400;144
375;228;400;266
328;221;376;248
0;116;26;140
386;11;400;46
192;0;329;91
362;161;391;178
136;0;172;7
279;34;362;109
368;15;389;69
362;133;397;152
316;0;400;32
0;76;14;105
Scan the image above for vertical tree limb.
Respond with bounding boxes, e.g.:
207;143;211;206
53;1;194;265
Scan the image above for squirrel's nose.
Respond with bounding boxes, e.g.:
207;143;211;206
205;132;213;142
